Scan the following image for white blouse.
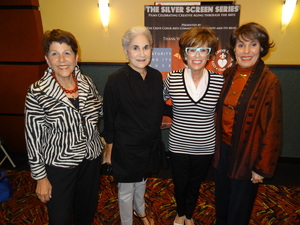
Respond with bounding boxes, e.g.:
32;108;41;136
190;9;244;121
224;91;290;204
184;68;208;102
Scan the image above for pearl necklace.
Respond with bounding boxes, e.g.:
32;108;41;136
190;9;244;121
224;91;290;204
52;72;78;94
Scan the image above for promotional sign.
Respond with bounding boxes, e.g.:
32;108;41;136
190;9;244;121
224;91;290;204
145;3;240;127
145;4;240;76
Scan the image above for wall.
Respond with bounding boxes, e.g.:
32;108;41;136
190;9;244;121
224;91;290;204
39;0;300;65
272;66;300;158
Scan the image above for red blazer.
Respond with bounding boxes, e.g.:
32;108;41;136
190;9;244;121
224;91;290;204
213;60;283;180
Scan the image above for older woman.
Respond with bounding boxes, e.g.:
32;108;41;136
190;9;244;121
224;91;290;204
103;26;166;225
163;27;224;225
25;29;103;225
213;22;283;225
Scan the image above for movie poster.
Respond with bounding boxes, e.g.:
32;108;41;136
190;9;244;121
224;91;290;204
144;3;240;127
145;4;240;75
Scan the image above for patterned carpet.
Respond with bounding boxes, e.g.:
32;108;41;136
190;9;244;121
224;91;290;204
0;170;299;225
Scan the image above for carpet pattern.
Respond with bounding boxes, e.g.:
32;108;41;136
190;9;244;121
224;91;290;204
0;170;299;224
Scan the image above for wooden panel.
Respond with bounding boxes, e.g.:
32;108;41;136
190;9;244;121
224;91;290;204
0;0;39;6
0;0;45;153
0;116;26;153
0;3;44;62
0;64;47;114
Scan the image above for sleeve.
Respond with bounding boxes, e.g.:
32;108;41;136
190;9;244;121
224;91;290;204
99;95;104;117
163;73;171;101
85;75;103;117
24;87;47;180
102;76;119;144
91;80;103;117
254;79;283;178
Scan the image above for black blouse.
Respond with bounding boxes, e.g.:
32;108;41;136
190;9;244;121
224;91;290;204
103;64;165;182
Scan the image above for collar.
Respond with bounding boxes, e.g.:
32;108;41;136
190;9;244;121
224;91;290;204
38;66;90;110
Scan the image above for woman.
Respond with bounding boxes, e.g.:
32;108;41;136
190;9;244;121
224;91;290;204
163;27;224;225
103;26;165;225
25;29;103;225
213;22;283;225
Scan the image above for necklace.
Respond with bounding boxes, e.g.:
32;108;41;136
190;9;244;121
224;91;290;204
52;72;78;94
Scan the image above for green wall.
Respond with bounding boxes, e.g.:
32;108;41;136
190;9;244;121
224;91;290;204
79;63;300;158
270;66;300;158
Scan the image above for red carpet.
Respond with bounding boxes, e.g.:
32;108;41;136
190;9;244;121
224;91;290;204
1;170;299;224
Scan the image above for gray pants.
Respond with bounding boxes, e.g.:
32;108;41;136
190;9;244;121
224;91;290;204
118;179;147;225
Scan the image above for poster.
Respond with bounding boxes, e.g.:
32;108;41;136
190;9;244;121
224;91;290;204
145;3;240;127
145;4;240;76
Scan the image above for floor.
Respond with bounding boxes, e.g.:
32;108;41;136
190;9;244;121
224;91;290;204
1;151;300;187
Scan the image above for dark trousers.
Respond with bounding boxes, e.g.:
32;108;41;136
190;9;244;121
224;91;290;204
46;156;101;225
170;152;213;219
215;142;259;225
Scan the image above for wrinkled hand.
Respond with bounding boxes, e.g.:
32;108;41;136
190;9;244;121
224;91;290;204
36;177;52;203
251;171;264;184
105;143;113;165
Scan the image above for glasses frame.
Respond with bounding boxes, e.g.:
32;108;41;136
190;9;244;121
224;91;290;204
185;47;212;56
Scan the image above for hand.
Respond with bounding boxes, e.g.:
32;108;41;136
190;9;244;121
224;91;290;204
251;171;264;184
36;177;52;203
105;143;113;165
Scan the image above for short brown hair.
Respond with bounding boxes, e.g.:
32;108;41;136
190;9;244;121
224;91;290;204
179;26;218;65
229;22;274;60
43;29;78;55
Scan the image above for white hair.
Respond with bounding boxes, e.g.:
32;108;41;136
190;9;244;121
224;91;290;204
122;26;153;50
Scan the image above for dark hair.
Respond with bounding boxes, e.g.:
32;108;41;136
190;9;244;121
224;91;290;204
43;29;78;55
229;22;274;60
179;26;218;65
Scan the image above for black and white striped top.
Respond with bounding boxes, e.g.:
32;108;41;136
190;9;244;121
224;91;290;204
163;68;224;155
25;66;103;180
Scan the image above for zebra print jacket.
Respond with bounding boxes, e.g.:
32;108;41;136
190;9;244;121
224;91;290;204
25;66;103;180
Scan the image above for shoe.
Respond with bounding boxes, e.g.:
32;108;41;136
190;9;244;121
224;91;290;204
184;217;194;225
173;221;184;225
134;211;154;225
173;214;185;225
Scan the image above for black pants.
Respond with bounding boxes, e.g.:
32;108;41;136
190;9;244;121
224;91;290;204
170;152;213;219
46;156;101;225
215;142;259;225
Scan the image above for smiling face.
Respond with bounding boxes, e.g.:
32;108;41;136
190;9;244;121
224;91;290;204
45;42;78;79
185;42;210;74
234;36;262;68
124;34;152;74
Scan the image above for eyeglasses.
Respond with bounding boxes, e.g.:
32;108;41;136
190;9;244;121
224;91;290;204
185;47;211;56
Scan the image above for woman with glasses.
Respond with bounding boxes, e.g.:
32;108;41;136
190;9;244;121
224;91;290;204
213;22;282;225
163;26;224;225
